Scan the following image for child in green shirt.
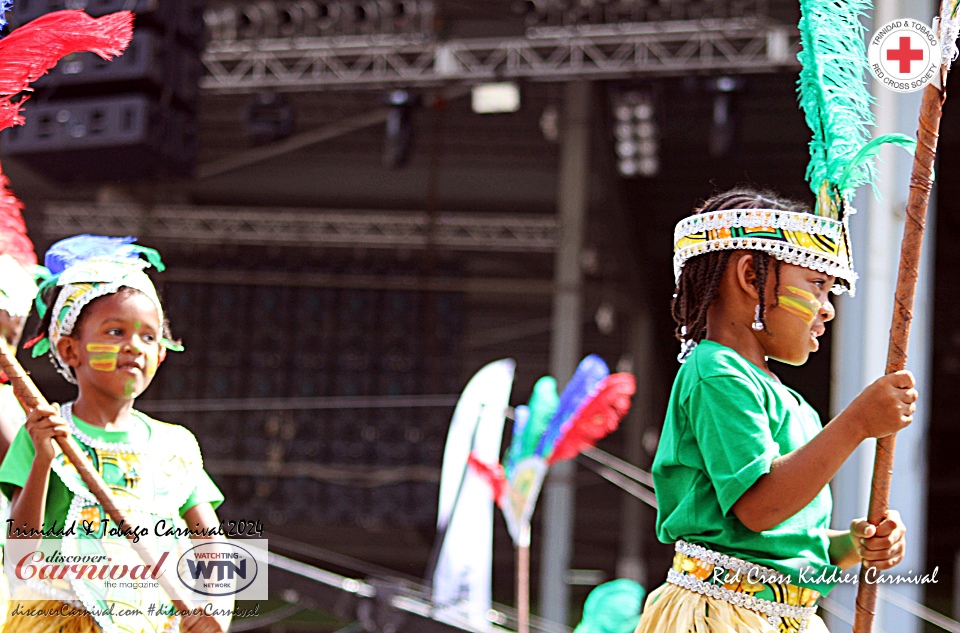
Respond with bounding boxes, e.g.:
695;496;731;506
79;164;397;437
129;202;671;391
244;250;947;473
635;188;915;633
0;235;227;633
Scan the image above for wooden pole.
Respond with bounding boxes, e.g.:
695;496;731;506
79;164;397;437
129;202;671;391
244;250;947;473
852;66;947;633
517;521;531;633
0;344;220;630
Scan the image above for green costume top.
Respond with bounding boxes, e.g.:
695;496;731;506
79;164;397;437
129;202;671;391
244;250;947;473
0;403;223;633
653;340;841;595
0;407;222;528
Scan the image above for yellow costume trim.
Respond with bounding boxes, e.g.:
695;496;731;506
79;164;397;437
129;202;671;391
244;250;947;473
634;583;832;633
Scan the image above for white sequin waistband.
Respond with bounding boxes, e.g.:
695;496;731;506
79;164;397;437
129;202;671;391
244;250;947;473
668;540;818;632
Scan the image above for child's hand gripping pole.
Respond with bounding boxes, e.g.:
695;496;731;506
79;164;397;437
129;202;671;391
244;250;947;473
851;60;948;633
0;343;223;632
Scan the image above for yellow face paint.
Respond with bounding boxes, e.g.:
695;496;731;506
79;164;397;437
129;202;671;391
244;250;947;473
86;343;121;372
778;286;822;325
145;351;158;379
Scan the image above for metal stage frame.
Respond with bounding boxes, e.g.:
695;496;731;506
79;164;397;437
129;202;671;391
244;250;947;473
202;18;800;93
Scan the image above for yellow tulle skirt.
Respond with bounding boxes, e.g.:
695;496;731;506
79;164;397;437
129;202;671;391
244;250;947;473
634;583;831;633
3;586;99;633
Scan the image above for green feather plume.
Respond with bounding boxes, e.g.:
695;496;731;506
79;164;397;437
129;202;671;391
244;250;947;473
797;0;916;217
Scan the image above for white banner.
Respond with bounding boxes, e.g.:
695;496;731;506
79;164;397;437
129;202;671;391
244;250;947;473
432;358;515;631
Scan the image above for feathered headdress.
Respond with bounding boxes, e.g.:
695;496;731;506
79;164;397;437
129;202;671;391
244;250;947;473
673;0;917;298
28;234;182;383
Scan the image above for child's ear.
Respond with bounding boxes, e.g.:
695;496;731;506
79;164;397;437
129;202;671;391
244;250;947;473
734;253;761;299
57;336;82;369
159;347;167;365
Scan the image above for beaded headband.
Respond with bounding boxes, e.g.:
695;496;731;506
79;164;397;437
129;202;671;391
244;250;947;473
673;207;856;295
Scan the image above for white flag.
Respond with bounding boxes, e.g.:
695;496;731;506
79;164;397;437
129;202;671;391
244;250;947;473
432;358;515;630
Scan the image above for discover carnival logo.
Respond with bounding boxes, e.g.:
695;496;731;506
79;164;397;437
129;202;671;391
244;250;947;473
5;538;269;601
868;18;941;93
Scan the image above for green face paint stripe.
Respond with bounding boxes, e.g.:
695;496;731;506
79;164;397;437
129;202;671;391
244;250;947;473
86;343;120;372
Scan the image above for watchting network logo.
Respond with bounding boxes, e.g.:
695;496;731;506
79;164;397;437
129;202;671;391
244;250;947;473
868;18;941;93
177;541;267;599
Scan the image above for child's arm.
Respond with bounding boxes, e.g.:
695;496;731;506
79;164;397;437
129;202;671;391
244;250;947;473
828;512;907;570
8;404;69;537
179;503;231;633
732;371;916;533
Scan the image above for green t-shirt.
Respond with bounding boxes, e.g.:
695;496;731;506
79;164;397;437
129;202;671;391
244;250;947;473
0;408;223;534
653;340;841;595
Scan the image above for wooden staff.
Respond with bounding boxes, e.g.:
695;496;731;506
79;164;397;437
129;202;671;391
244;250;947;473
852;48;949;633
517;522;530;633
0;344;221;631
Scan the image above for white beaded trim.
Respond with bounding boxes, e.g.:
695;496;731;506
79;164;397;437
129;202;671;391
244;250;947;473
672;208;857;296
669;541;817;631
673;209;843;241
63;402;148;454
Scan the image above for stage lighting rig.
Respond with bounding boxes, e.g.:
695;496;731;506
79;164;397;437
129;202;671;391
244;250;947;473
519;0;767;31
205;0;436;43
612;89;659;178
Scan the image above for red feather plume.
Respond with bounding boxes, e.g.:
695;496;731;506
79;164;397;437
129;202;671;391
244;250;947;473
0;10;134;133
0;97;25;131
547;373;636;465
467;451;508;506
0;162;37;266
0;10;134;95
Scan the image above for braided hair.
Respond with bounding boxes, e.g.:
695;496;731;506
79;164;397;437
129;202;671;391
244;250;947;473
672;187;809;349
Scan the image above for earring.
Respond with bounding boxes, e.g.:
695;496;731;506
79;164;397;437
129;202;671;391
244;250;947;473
752;304;764;332
677;326;697;363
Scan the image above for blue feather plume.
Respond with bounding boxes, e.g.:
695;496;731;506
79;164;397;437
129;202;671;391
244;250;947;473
536;355;609;457
44;234;161;276
0;0;11;31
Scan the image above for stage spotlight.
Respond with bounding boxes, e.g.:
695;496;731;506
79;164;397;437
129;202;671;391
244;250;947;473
244;92;294;145
705;76;744;157
383;89;420;169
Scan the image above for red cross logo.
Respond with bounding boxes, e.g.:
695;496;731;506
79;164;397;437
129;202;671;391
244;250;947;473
886;36;924;73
